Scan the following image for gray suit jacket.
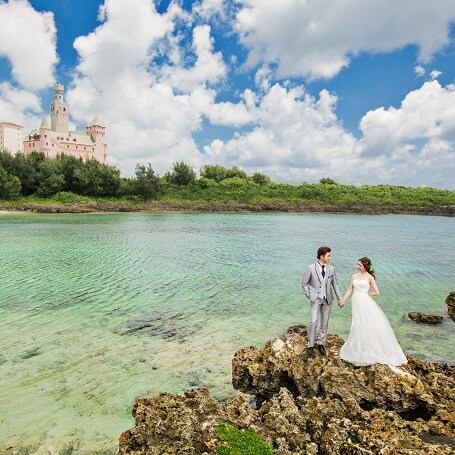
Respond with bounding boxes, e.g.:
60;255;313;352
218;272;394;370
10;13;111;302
302;262;342;304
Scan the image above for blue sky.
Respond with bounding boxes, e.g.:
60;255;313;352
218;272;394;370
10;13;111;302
1;0;455;188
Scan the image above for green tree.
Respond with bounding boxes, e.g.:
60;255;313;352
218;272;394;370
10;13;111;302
97;163;122;196
0;165;22;199
56;154;84;193
11;152;40;195
200;164;228;182
0;150;15;174
226;166;248;179
169;161;196;186
319;177;338;185
72;159;121;196
251;172;271;186
133;163;161;200
36;160;65;197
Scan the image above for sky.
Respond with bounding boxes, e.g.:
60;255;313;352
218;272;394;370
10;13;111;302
1;0;455;189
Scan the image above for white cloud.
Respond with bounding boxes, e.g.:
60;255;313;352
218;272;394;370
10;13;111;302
356;80;455;187
192;0;224;20
72;0;173;85
0;82;44;133
67;0;233;176
0;0;57;90
414;65;425;77
189;85;254;127
430;70;442;79
162;25;226;91
204;81;358;182
201;78;455;188
234;0;455;79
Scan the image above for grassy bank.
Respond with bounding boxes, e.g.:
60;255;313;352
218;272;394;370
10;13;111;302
1;181;455;216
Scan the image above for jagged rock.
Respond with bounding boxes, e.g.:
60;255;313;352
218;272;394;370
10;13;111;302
446;291;455;322
118;388;256;455
119;328;455;454
408;312;444;325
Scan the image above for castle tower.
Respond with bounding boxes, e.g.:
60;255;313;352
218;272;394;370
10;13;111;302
86;117;106;142
50;83;69;133
86;117;107;163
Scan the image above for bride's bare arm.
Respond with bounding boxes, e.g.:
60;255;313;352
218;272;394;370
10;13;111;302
341;275;355;302
368;276;380;297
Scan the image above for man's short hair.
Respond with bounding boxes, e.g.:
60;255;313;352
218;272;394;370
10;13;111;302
317;246;331;259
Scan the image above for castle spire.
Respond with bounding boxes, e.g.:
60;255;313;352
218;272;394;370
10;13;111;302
50;83;69;133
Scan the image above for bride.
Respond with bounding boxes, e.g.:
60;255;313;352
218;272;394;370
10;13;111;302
339;257;407;367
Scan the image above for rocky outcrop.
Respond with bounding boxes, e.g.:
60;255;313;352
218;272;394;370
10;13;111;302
408;312;444;325
118;388;256;455
446;292;455;322
118;326;455;454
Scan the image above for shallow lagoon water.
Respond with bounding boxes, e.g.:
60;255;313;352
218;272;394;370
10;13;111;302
0;212;453;453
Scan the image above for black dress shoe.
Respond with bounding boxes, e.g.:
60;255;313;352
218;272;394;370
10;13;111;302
307;347;315;357
317;345;326;356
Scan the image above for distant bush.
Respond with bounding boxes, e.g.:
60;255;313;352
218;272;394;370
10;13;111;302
200;164;229;182
168;161;196;186
53;191;91;203
319;177;338;185
251;172;271;186
133;163;161;200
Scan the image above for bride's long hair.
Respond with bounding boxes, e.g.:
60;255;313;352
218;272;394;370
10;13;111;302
359;257;375;279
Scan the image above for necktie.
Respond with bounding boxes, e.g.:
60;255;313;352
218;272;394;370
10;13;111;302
321;265;325;278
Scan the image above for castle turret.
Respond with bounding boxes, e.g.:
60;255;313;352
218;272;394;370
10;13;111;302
51;84;69;133
40;116;50;130
86;117;107;163
86;117;106;142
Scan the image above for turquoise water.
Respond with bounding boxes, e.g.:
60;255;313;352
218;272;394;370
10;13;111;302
0;211;454;453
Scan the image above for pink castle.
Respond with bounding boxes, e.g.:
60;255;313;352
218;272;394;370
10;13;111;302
23;84;107;163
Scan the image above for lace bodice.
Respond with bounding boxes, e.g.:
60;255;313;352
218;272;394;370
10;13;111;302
353;278;369;293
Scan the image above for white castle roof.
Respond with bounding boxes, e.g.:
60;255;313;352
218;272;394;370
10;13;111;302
87;117;105;127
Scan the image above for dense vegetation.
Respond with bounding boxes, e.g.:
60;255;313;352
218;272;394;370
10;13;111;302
1;150;454;207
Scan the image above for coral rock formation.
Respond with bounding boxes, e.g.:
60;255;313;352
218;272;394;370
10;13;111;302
408;312;444;325
119;326;455;454
446;291;455;322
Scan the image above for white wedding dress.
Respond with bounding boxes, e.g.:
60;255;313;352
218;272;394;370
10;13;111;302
339;279;407;366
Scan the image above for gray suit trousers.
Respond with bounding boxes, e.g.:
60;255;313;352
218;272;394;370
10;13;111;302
308;297;332;347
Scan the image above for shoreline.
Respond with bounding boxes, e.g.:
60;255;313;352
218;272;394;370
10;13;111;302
1;200;455;216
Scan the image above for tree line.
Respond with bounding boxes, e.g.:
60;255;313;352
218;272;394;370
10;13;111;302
0;151;270;200
1;150;454;207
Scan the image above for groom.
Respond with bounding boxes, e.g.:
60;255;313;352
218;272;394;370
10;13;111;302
302;246;343;356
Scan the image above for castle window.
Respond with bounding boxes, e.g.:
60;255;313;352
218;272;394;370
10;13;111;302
76;146;78;149
63;108;66;111
67;145;69;148
45;135;47;138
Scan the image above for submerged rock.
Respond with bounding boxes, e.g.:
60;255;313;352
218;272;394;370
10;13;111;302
408;312;444;325
446;291;455;322
112;310;198;340
118;327;455;454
